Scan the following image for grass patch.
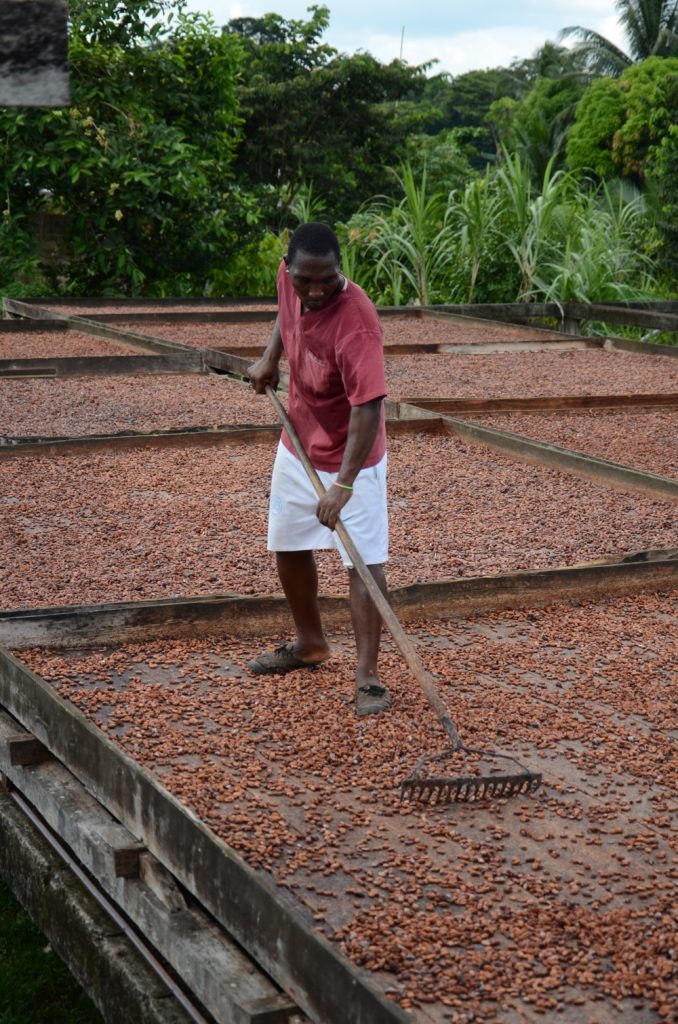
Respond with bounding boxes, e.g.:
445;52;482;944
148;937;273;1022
0;878;103;1024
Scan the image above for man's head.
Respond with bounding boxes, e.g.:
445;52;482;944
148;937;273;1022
285;222;342;311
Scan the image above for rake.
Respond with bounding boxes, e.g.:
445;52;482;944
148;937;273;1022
265;387;542;804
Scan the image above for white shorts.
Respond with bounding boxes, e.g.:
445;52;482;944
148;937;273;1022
267;441;388;567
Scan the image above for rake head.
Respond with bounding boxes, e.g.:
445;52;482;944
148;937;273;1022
400;745;543;805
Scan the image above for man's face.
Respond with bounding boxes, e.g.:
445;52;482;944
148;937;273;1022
286;250;342;311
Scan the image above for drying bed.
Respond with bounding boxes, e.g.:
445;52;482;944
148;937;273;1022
467;409;678;480
0;375;275;438
2;433;676;610
379;316;564;345
115;319;276;350
385;349;678;401
17;587;677;1022
112;316;565;351
0;329;141;359
27;300;277;315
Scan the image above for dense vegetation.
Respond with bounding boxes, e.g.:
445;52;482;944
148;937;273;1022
0;0;676;306
0;878;103;1024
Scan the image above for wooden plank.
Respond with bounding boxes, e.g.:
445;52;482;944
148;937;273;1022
0;319;67;333
0;417;439;459
64;310;277;324
605;336;678;359
0;788;194;1024
419;302;561;321
2;300;206;358
438;417;678;499
0;652;409;1024
16;296;274;309
2;298;67;321
67;318;203;356
568;301;678;332
436;339;597;354
398;394;678;414
1;550;675;650
205;349;293;393
0;712;297;1024
0;424;283;457
0;355;202;378
598;300;678;313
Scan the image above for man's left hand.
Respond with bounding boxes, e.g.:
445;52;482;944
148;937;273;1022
316;485;352;531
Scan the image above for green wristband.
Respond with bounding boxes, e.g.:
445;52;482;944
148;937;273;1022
332;481;353;491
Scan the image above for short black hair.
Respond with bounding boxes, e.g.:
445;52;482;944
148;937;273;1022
287;222;340;265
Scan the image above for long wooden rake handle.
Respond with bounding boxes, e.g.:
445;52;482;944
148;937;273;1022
265;386;462;749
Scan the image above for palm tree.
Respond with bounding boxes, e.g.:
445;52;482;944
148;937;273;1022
560;0;678;75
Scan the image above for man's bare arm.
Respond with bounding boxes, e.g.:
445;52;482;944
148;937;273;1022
316;397;383;530
247;315;283;393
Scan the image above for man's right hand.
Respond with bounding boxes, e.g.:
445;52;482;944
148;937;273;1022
247;355;280;394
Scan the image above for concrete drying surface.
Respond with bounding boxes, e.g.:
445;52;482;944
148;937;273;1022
19;587;678;1023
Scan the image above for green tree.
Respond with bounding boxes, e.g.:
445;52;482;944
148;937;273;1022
225;6;428;226
567;56;678;183
646;124;678;281
561;0;678;75
504;76;587;180
0;1;243;295
490;45;590;179
418;66;522;165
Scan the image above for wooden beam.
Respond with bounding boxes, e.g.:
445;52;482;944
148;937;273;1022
1;549;675;649
0;319;67;333
438;416;678;499
0;354;203;378
605;336;678;359
0;712;298;1024
567;302;678;332
0;653;408;1024
0;417;440;459
398;394;678;413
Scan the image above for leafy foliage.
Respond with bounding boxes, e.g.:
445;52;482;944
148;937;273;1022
646;123;678;281
340;158;656;309
561;0;678;75
0;880;103;1023
0;2;243;295
226;6;429;226
567;56;678;183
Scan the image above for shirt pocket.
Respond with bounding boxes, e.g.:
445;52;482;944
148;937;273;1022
299;343;338;397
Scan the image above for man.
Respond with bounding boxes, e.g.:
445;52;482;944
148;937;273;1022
246;222;391;717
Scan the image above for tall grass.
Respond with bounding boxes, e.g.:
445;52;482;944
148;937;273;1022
341;166;455;306
340;159;658;309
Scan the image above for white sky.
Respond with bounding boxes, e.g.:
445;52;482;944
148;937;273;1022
181;0;627;75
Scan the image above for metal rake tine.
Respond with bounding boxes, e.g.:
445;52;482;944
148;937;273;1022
401;769;543;804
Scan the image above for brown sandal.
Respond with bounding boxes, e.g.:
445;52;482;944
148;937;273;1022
356;683;392;717
248;643;325;676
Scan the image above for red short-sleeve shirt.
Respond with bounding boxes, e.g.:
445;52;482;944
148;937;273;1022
277;261;387;471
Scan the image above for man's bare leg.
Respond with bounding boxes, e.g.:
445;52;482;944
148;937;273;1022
275;550;331;663
349;563;391;714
